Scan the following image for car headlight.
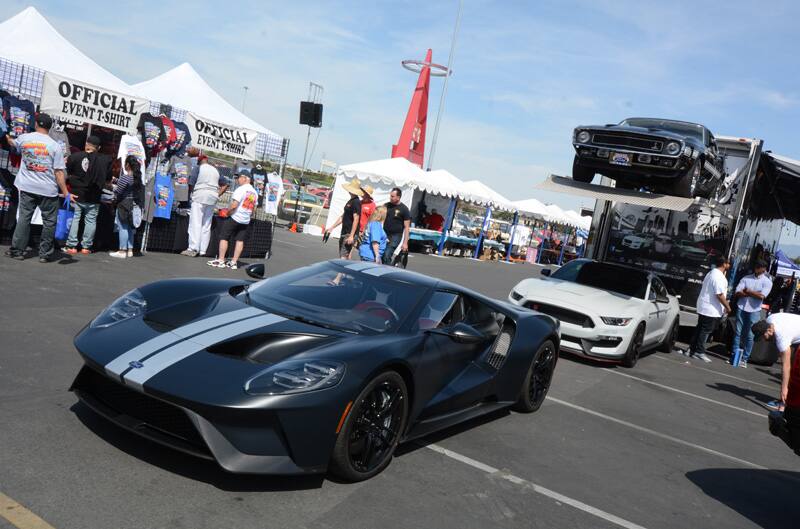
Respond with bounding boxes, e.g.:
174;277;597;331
665;141;681;155
600;317;632;326
245;360;345;395
90;289;147;328
576;130;591;143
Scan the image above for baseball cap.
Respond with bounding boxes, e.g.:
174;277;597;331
237;169;252;178
86;135;101;147
35;113;53;130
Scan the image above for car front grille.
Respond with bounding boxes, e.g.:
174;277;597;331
525;302;594;328
591;133;663;152
72;365;208;451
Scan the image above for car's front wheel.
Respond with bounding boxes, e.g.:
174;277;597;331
330;371;409;482
659;318;679;353
572;156;595;183
622;324;645;368
514;340;557;413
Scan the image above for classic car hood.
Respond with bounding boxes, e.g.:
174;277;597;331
517;278;643;316
579;124;688;141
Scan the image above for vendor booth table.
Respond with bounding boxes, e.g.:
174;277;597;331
409;227;505;257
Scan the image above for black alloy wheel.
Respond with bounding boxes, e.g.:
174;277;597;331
514;340;557;413
572;156;595;183
622;324;645;368
659;319;679;353
330;371;408;481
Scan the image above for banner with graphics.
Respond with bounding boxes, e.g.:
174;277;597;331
40;73;149;132
185;112;258;160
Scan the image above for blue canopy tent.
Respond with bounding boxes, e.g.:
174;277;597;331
775;249;800;278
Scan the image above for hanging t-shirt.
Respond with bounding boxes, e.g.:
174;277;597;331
231;183;258;224
153;172;174;219
13;132;66;197
160;115;178;150
117;134;146;183
136;113;166;159
169;121;192;156
2;95;36;138
168;155;192;202
264;172;285;216
48;128;70;166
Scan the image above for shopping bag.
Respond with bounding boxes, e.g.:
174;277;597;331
55;196;74;240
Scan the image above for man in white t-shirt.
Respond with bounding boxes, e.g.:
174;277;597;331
208;170;258;270
687;255;732;363
182;155;228;257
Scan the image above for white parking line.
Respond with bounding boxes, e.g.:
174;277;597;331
275;239;306;248
604;369;764;418
546;397;767;470
652;354;778;391
424;443;648;529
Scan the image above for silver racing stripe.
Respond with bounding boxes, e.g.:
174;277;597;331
104;307;263;379
123;313;286;391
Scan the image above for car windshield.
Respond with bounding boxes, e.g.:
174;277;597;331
620;118;705;143
245;262;428;334
550;260;648;299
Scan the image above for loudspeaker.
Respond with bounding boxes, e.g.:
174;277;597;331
311;103;323;128
299;101;315;126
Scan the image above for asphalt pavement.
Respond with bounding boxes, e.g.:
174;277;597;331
0;230;797;529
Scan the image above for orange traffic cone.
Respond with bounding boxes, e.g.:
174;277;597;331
289;222;297;232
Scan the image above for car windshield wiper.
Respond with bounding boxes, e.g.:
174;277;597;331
279;312;357;334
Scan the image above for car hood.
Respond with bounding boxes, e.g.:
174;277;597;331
514;278;643;316
579;124;689;142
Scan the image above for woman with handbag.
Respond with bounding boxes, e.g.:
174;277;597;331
109;156;143;259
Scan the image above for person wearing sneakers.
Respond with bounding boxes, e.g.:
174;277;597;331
730;259;772;368
181;154;228;257
686;255;732;363
109;156;143;259
207;170;257;270
324;177;362;259
64;135;112;255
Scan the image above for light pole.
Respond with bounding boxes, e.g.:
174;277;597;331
241;86;249;112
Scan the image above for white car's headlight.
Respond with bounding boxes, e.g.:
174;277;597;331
91;289;147;328
245;360;345;395
600;317;632;326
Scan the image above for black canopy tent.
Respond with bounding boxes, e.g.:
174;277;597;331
756;152;800;226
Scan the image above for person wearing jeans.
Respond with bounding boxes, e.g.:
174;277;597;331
65;202;100;252
731;260;772;367
687;255;732;363
65;135;110;254
109;156;143;259
13;191;61;260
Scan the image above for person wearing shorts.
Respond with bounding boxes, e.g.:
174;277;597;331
208;170;258;270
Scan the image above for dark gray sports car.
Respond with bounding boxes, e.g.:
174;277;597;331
70;260;560;481
572;117;724;198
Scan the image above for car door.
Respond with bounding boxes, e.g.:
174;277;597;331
411;291;495;422
647;277;671;344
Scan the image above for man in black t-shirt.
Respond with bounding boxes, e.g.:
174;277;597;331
64;135;112;254
325;177;363;259
383;187;411;265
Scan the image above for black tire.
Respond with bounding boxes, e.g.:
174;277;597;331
513;340;557;413
329;371;408;482
572;156;595;183
658;318;679;353
622;324;645;368
671;159;702;198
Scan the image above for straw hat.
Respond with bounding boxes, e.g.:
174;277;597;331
343;177;365;197
361;184;375;197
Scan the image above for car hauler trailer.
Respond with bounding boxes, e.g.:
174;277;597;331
537;136;794;326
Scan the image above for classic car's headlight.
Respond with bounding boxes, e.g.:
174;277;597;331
91;289;147;328
600;317;632;326
245;360;345;395
576;130;591;143
665;142;681;155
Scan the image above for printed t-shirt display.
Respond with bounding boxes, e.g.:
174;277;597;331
13;132;66;197
136;113;165;160
169;121;192;156
168;155;192;201
160;115;178;151
263;172;284;216
117;134;146;183
153;172;174;219
231;183;258;224
2;95;35;138
48;128;70;165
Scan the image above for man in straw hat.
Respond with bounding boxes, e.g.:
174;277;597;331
325;177;363;259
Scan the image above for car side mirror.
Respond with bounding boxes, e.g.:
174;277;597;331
246;263;265;279
541;269;552;277
427;322;486;344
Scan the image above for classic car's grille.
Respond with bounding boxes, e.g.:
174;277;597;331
591;133;663;152
73;366;206;449
486;323;515;370
525;302;594;328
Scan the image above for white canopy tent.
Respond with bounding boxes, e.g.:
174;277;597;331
461;180;516;211
0;7;132;94
513;198;548;219
132;63;278;136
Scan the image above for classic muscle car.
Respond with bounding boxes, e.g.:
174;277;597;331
571;118;725;198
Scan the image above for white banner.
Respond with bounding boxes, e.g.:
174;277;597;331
185;112;258;160
40;73;149;132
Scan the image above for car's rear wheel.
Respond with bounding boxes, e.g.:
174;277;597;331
659;319;679;353
330;371;408;482
572;156;595;183
513;340;557;413
672;159;702;198
622;324;645;368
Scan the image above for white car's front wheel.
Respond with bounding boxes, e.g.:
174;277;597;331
622;324;645;368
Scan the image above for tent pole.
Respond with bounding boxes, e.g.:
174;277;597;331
506;210;519;261
473;205;491;259
437;198;457;255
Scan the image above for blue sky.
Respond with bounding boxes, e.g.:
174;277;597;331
3;0;800;221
